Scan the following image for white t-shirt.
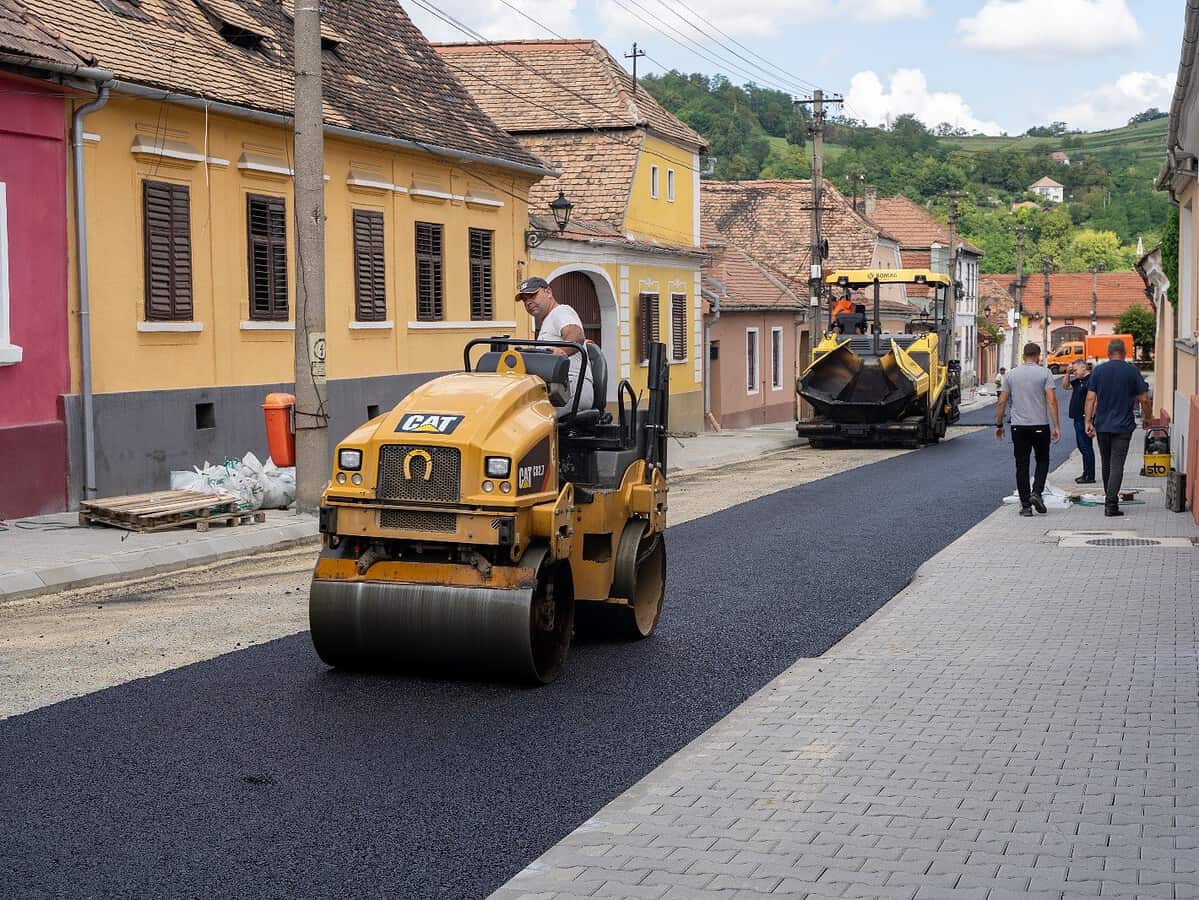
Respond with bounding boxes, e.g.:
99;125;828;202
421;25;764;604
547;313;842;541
537;303;594;411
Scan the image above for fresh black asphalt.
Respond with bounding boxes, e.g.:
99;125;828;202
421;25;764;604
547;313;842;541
0;415;1073;899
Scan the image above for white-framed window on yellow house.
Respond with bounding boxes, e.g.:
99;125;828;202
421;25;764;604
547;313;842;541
666;169;676;202
771;326;783;390
670;293;686;361
352;209;387;322
746;327;759;395
639;292;660;362
650;165;660;199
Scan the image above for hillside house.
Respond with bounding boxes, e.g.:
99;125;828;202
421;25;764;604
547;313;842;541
1029;176;1065;203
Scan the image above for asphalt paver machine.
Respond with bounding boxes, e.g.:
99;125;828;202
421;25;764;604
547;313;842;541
796;269;961;448
309;338;670;683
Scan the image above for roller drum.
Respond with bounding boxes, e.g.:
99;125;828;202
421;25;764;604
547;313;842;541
309;548;574;684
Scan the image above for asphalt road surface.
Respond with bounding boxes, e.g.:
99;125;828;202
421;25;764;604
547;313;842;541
0;422;1072;899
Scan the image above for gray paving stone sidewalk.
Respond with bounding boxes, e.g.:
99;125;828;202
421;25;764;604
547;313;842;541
493;431;1199;900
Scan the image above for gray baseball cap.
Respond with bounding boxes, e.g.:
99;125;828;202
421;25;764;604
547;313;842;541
516;276;549;296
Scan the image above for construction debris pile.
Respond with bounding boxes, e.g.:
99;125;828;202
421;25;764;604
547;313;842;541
170;452;296;511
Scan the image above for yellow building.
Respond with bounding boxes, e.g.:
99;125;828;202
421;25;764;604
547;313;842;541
25;0;553;499
436;40;709;431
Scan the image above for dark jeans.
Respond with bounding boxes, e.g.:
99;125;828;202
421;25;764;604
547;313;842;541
1011;425;1051;507
1097;431;1133;508
1072;417;1096;480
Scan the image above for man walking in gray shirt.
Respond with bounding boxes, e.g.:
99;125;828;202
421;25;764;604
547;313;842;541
995;342;1061;516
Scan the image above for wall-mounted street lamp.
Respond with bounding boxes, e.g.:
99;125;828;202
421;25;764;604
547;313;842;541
525;191;574;249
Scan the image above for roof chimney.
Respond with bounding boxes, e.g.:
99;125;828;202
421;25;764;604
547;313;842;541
864;185;878;219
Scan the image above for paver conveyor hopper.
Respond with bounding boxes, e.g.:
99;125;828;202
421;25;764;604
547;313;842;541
796;269;961;447
308;338;670;683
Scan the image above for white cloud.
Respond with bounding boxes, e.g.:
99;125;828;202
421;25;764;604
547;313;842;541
596;0;927;40
404;0;580;43
957;0;1140;57
1050;71;1175;131
846;68;1005;135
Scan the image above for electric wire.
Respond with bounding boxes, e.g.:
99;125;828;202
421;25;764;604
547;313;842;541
647;0;818;98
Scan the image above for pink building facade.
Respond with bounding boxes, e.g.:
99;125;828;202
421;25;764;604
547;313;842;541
0;73;71;517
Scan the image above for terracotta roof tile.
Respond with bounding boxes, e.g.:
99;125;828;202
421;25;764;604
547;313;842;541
0;0;90;67
703;242;804;311
701;180;892;288
435;39;706;151
984;272;1152;318
519;130;639;226
14;0;546;173
868;195;982;255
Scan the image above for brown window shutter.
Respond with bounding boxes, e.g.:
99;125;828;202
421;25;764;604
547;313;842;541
639;292;659;361
468;228;493;321
353;209;386;322
142;180;192;321
671;293;687;360
415;222;443;321
247;194;288;321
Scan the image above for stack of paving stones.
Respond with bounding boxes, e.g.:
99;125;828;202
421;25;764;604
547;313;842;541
493;436;1199;900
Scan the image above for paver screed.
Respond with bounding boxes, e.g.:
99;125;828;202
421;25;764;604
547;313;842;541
493;433;1199;900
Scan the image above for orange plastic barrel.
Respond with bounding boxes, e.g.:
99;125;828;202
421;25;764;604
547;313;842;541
262;392;297;466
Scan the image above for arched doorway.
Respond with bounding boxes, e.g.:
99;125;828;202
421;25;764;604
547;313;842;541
550;271;602;346
1052;325;1085;350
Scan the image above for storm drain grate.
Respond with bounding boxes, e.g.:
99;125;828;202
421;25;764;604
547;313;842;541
1056;533;1196;548
1085;538;1162;548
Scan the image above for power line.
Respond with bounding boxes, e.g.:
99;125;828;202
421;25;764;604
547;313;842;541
606;0;803;97
650;0;821;97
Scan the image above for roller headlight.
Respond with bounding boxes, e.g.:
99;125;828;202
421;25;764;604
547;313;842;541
338;448;362;471
485;456;511;478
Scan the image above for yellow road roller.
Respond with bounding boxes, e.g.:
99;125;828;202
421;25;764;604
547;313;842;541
797;269;961;448
309;338;670;683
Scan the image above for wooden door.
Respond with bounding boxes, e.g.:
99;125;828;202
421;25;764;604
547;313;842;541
550;271;602;345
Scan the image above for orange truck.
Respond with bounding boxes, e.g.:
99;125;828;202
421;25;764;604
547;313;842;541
1046;334;1134;372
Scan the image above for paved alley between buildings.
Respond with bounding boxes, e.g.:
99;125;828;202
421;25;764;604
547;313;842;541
493;431;1199;900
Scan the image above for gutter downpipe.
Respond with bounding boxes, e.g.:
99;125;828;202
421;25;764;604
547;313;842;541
72;80;113;500
701;286;720;430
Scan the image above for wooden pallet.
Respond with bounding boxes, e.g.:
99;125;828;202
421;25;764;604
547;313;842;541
78;490;267;533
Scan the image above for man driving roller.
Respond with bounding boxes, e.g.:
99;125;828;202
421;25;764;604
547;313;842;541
517;277;594;412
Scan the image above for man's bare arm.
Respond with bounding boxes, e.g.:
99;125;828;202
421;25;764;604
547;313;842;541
1139;392;1152;421
1085;391;1097;423
1047;388;1060;431
554;323;585;356
995;391;1008;425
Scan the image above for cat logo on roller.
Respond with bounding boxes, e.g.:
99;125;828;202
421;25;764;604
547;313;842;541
396;413;464;435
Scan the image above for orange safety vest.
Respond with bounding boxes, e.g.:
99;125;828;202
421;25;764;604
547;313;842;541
832;298;854;317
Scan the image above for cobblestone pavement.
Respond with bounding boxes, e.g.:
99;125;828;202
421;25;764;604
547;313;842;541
493;432;1199;900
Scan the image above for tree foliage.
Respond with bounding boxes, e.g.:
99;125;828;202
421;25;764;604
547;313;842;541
1115;305;1156;356
640;70;1169;272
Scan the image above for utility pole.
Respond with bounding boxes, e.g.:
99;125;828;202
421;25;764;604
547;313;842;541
625;43;645;94
293;0;328;512
1089;262;1104;335
945;192;962;378
1041;256;1056;361
794;90;842;341
1011;224;1025;370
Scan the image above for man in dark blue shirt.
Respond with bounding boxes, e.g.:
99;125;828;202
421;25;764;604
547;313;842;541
1085;339;1151;516
1062;360;1095;484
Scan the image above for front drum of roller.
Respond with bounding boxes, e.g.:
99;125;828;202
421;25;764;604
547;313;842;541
308;546;575;684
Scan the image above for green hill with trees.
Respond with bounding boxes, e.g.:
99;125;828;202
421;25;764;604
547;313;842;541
640;71;1170;274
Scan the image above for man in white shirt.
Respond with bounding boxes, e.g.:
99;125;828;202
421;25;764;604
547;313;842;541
516;277;595;412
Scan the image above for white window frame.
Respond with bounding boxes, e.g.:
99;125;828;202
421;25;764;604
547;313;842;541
0;182;19;365
770;326;783;390
650;165;660;199
666;168;676;202
746;327;760;395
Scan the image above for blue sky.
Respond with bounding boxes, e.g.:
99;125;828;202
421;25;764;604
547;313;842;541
408;0;1184;134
